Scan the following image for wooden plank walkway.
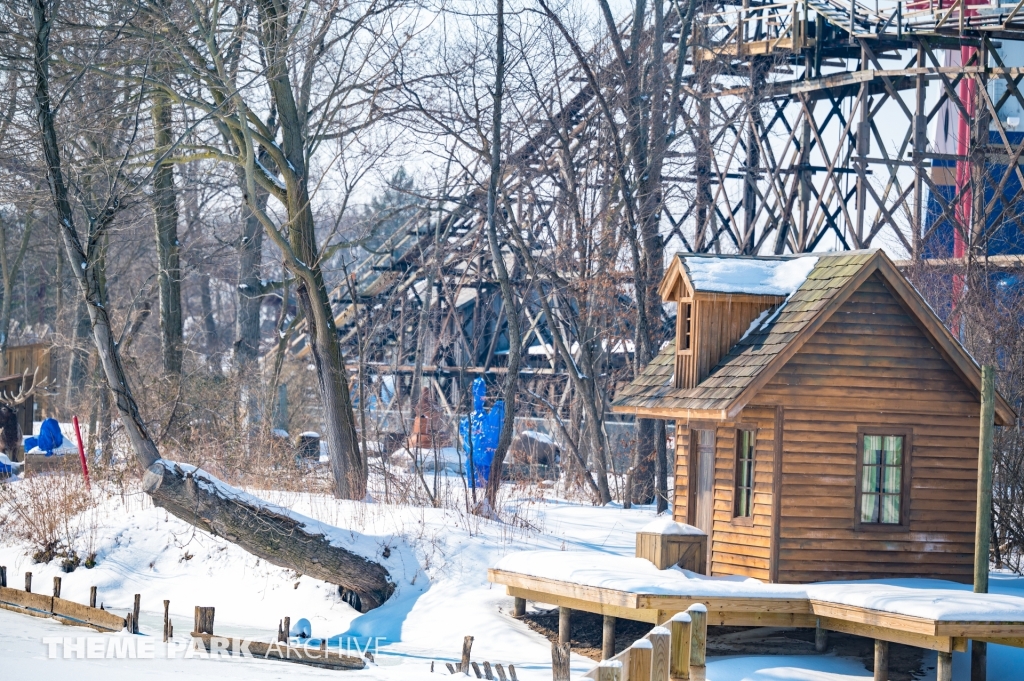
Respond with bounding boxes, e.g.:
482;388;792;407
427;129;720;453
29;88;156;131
489;568;1024;654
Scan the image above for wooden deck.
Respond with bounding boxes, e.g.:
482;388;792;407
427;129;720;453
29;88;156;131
488;568;1024;654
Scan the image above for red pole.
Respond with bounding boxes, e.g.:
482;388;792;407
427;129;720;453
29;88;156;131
72;416;90;491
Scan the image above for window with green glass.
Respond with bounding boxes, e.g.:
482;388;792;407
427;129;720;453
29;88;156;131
860;435;904;525
734;429;754;518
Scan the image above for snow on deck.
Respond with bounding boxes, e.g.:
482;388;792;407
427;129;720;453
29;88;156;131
683;256;819;295
493;550;1024;623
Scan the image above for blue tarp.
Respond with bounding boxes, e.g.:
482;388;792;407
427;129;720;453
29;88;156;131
459;378;503;486
24;418;63;456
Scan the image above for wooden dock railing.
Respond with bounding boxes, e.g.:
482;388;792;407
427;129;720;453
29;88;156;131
584;604;707;681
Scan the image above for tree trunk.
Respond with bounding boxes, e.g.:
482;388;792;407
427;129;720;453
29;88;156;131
233;191;266;367
483;0;519;512
29;0;389;608
143;461;394;611
152;85;183;375
199;272;217;360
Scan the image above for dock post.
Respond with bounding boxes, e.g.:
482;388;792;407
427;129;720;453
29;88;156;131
873;640;888;681
687;604;707;681
973;365;995;681
513;597;526;618
558;607;571;645
52;576;61;598
814;619;828;652
0;565;6;587
163;600;171;643
602;615;616;660
937;651;953;681
89;586;97;608
669;612;692;680
24;571;31;593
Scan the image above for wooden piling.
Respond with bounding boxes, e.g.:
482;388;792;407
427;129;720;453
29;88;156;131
551;642;571;681
972;641;987;681
687;604;707;667
132;594;141;634
602;615;617;660
24;571;31;593
283;616;290;641
513;596;526;618
669;612;692;680
194;606;215;635
815;619;828;652
495;663;508;681
596;660;623;681
874;639;888;681
558;607;571;645
628;639;652;681
89;586;97;608
937;651;952;681
472;661;483;678
461;635;474;673
52;576;61;598
650;626;670;681
509;663;518;681
483;660;493;680
0;565;6;588
163;600;171;642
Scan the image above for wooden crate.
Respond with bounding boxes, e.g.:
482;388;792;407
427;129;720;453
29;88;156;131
635;529;707;573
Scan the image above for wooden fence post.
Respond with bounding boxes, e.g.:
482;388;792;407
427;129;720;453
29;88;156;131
669;612;692;680
687;604;707;681
596;660;623;681
52;576;61;598
461;635;475;673
194;606;215;635
24;571;31;593
551;641;571;681
89;586;97;608
650;626;670;681
629;639;653;681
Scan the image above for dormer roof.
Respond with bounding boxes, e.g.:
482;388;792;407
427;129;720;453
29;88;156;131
613;249;1016;426
659;252;820;300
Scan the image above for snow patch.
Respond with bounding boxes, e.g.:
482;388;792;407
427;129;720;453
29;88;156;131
638;515;706;536
684;256;818;295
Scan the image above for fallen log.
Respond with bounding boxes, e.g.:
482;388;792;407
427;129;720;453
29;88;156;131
143;460;394;611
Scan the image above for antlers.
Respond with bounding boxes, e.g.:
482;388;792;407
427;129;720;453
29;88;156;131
0;367;51;406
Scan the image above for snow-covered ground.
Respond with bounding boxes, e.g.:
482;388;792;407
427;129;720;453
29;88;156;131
1;474;1023;680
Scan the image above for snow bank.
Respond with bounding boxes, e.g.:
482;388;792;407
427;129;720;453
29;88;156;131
684;256;819;296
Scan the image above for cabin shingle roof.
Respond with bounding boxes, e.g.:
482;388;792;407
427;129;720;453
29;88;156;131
612;251;877;415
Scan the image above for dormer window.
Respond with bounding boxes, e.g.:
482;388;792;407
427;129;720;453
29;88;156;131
678;301;693;354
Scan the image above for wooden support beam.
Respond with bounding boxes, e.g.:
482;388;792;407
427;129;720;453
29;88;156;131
937;651;953;681
874;639;888;681
559;606;572;645
602;615;617;660
815;619;828;652
513;596;526;618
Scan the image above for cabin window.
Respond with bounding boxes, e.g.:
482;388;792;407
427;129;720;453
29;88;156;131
858;434;906;525
678;302;693;354
734;429;755;518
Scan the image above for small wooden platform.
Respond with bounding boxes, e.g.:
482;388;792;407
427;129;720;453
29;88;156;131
488;568;1024;654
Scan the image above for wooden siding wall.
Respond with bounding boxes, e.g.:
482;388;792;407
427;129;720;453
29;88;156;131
752;274;980;583
673;409;778;582
675;294;784;389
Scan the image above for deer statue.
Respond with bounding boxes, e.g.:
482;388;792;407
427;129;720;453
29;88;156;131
0;367;48;464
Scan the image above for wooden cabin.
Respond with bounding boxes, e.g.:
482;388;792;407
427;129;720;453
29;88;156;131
612;250;1016;584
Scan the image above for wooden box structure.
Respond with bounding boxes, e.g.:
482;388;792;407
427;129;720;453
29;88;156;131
635;524;707;573
613;250;1016;584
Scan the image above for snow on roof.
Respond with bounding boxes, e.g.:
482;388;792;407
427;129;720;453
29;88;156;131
682;255;819;296
493;550;1024;622
638;515;706;536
